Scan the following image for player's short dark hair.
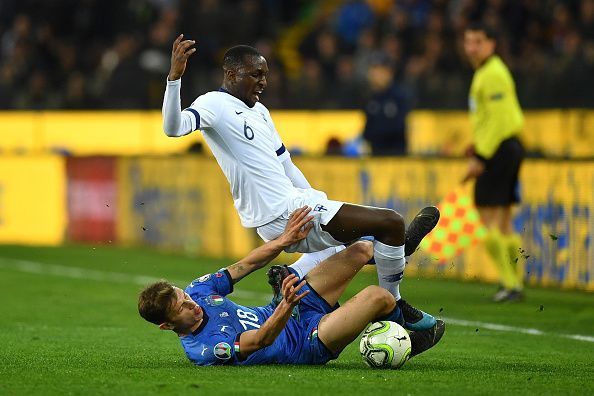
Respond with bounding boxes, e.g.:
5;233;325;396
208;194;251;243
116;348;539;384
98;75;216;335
223;45;262;70
138;280;176;325
465;22;498;41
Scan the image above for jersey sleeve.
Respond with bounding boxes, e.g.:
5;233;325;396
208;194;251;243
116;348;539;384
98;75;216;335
186;94;221;131
281;156;311;189
162;79;194;137
481;71;509;105
185;268;233;298
187;331;242;366
261;105;290;162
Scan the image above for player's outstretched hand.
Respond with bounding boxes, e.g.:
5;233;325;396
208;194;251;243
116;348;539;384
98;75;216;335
168;34;196;81
279;206;314;247
281;274;309;307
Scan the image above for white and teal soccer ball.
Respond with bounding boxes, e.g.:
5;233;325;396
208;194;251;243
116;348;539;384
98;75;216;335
359;321;412;369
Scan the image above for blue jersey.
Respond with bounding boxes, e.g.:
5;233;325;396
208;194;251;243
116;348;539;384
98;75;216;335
180;269;337;366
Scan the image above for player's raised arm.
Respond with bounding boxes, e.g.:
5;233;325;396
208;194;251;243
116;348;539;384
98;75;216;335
226;206;314;283
236;274;309;358
168;34;196;81
162;34;197;137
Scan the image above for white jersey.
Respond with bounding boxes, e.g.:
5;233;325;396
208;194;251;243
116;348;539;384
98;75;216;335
183;90;300;227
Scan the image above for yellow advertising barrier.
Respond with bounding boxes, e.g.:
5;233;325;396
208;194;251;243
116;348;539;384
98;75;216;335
0;111;364;156
0;156;66;245
2;110;594;157
116;156;253;258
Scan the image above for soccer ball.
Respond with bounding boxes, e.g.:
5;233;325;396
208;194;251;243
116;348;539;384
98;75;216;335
359;321;412;369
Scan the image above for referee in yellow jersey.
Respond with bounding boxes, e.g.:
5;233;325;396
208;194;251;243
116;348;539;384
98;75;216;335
463;23;526;302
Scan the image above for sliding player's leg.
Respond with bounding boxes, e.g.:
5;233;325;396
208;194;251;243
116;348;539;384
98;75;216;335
304;241;372;306
268;241;373;323
315;285;446;357
270;238;436;331
317;285;396;354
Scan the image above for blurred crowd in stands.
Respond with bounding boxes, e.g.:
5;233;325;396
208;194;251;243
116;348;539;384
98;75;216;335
1;0;593;110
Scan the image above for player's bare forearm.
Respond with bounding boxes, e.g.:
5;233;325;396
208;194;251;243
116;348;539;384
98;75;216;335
237;276;308;357
226;207;314;283
226;239;286;283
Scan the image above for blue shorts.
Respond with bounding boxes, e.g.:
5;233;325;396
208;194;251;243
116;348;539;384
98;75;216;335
289;268;341;365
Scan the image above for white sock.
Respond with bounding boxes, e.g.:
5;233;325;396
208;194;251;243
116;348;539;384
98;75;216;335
289;246;346;278
373;240;405;300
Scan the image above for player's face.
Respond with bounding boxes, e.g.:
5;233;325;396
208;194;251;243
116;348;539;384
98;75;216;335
464;30;495;68
167;287;204;333
233;55;268;107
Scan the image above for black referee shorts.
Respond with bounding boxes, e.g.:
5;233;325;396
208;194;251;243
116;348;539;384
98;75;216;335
474;137;525;206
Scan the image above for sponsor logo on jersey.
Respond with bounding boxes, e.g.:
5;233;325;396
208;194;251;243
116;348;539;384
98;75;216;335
206;295;225;306
313;204;328;212
213;342;232;360
219;312;229;318
198;274;211;282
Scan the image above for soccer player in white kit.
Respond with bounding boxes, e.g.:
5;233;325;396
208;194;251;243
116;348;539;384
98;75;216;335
161;35;439;331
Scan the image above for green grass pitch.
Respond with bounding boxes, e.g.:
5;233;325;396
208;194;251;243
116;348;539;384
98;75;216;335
0;244;593;395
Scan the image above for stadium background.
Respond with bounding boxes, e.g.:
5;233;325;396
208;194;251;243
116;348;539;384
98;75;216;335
1;0;593;293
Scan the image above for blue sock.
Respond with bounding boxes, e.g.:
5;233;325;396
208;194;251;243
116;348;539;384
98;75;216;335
379;306;404;326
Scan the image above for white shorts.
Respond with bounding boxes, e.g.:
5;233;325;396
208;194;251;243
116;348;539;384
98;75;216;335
256;188;344;253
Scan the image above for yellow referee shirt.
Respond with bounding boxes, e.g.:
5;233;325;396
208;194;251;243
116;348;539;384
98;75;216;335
469;55;524;159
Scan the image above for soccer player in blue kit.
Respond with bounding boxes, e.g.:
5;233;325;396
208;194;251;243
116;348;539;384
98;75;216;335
138;207;445;366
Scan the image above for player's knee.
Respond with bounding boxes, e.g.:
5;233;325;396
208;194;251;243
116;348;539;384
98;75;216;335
350;240;374;263
363;285;396;313
377;208;405;234
388;209;405;231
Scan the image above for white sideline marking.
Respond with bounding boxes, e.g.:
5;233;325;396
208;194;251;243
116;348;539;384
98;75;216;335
1;257;593;344
442;317;594;343
442;317;544;336
0;257;269;301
